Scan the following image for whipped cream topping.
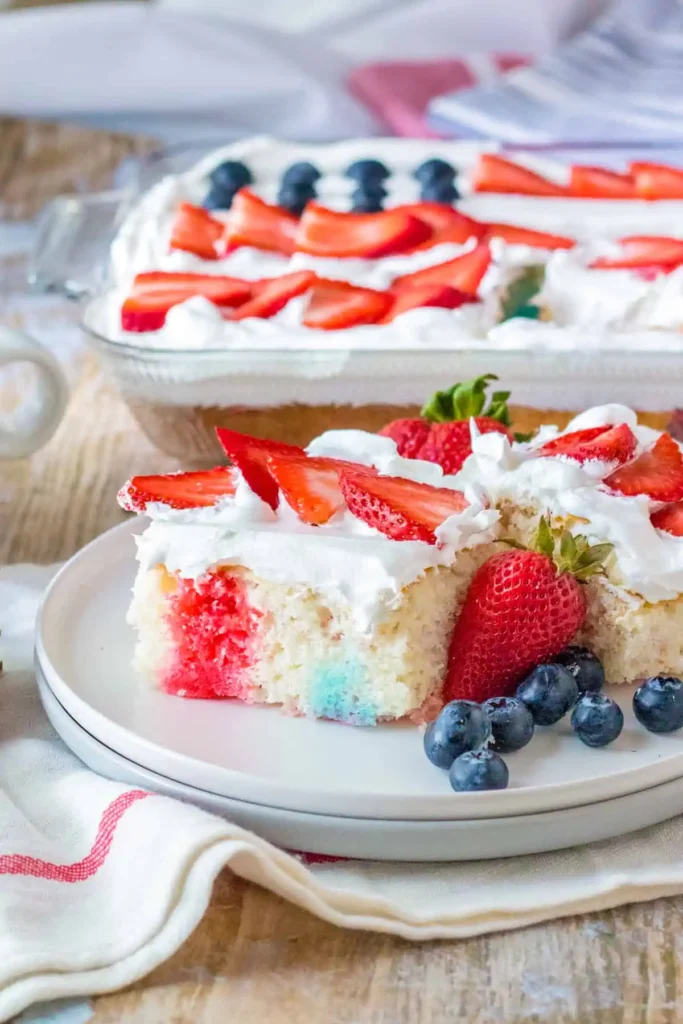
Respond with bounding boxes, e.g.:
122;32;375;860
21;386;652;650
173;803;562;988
135;430;500;632
538;247;683;331
455;406;683;603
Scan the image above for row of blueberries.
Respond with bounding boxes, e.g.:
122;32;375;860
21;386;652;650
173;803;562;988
424;645;683;792
203;157;460;215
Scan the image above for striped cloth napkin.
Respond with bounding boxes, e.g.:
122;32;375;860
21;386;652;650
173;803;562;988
428;0;683;145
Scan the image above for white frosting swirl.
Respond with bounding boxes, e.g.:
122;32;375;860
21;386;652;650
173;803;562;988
455;408;683;603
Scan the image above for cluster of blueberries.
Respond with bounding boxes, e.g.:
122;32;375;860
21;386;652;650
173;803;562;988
424;646;683;793
202;157;460;215
203;160;254;212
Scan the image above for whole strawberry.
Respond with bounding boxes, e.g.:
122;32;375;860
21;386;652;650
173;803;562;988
379;374;514;474
444;518;612;704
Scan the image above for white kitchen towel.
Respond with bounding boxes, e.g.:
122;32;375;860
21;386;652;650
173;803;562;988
5;562;683;1021
429;0;683;143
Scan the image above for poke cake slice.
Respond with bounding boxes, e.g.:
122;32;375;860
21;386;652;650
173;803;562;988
119;425;500;725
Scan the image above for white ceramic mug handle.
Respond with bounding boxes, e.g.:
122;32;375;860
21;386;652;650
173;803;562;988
0;327;69;459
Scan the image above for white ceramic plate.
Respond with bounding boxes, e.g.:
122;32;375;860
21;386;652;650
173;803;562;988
35;519;683;822
37;669;683;861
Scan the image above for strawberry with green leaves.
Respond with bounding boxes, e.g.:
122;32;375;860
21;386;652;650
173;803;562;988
445;518;612;704
379;374;514;475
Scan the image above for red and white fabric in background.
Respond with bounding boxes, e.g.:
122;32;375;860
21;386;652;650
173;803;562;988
348;56;528;138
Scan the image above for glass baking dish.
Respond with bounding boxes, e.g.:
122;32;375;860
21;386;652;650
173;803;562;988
29;140;683;464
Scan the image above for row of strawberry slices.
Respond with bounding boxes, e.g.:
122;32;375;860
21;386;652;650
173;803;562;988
119;380;683;540
472;155;683;200
168;189;575;262
121;244;491;332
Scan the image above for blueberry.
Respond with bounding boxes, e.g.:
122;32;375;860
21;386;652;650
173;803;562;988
483;696;534;753
633;676;683;733
210;160;253;191
423;700;491;769
414;158;456;184
571;693;624;747
554;645;605;693
449;749;509;792
345;159;390;183
350;186;386;213
420;181;460;204
276;183;316;216
515;664;579;726
202;184;235;211
281;161;321;187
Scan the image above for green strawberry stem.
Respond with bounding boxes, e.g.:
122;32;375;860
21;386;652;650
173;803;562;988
421;374;512;427
504;515;613;582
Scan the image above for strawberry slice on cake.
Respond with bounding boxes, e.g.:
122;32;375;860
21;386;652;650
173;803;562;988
470;154;567;197
224;189;299;256
296;203;431;258
169;203;225;260
302;279;392;329
121;272;251;331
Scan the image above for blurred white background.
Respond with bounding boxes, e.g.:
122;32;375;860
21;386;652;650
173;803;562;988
0;0;608;141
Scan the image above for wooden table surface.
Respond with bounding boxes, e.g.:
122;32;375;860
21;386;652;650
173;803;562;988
3;115;683;1024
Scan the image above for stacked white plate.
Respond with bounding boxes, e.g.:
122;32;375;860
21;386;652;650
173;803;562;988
35;520;683;861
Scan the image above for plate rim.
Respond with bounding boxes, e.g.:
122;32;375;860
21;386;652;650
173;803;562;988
37;669;683;862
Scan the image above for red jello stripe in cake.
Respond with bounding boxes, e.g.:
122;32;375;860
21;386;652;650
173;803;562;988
162;570;263;699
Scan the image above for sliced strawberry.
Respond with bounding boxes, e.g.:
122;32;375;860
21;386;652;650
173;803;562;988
569;166;636;199
224;189;299;256
631;162;683;200
169;203;224;260
470;154;567;198
229;270;316;321
302;279;392;330
266;453;359;525
651;500;683;536
605;433;683;503
121;272;251;331
398;202;484;236
539;423;637;467
215;429;304;510
484;223;575;250
296;203;431;258
118;466;238;513
391;242;491;296
397;203;485;250
591;236;683;270
379;284;474;324
120;308;167;332
339;468;469;544
633;263;678;281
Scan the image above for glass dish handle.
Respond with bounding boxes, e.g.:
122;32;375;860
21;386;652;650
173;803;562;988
28;189;134;299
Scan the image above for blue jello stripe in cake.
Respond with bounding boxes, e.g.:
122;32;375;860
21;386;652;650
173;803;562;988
309;659;378;726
